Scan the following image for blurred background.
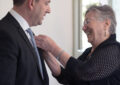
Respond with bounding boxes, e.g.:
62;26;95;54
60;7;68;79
0;0;119;85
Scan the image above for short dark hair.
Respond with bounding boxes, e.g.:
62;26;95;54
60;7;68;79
85;5;117;34
13;0;39;6
13;0;26;6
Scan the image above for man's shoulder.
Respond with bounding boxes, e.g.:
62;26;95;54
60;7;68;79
0;13;11;26
0;13;20;31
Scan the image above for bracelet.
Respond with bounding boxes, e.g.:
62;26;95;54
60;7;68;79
56;50;64;61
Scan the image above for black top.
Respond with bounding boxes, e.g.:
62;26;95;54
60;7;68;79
55;34;120;85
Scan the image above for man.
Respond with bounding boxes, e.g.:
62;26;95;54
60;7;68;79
0;0;50;85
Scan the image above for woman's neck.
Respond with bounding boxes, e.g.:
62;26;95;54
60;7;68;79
92;35;110;49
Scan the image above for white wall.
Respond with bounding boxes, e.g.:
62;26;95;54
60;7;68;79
0;0;73;85
112;0;120;42
0;0;13;19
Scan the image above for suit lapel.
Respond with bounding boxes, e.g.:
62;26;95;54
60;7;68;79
18;27;40;64
6;13;43;78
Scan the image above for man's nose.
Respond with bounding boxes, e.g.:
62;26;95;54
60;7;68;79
47;6;51;13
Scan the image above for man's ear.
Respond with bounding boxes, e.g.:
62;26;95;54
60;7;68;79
28;0;35;10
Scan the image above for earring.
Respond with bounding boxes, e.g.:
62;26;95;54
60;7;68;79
104;30;106;37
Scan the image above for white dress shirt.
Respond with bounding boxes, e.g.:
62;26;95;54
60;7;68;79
10;9;31;41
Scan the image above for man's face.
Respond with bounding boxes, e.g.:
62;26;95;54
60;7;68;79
32;0;51;26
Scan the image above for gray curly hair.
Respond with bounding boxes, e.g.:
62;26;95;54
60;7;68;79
85;5;117;34
13;0;39;6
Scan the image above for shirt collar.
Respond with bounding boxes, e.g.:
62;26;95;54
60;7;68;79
9;9;30;31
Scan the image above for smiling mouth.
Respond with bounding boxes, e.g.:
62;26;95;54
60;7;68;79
86;31;91;35
85;27;92;36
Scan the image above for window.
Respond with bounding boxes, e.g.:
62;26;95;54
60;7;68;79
112;0;120;42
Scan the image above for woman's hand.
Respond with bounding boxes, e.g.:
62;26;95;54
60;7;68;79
35;35;62;57
35;35;71;67
35;35;58;52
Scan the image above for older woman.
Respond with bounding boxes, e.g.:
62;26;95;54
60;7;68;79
35;5;120;85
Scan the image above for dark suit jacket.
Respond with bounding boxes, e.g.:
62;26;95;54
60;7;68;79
0;13;49;85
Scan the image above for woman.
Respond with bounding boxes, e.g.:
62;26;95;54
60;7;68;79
35;5;120;85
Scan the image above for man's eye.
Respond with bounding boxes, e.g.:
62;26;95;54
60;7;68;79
45;2;49;5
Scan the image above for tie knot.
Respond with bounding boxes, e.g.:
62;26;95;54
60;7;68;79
26;28;33;35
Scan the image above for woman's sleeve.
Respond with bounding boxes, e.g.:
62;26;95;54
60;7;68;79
53;57;86;84
54;44;120;83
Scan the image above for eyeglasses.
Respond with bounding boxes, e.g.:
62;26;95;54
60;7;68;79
84;17;104;26
84;19;91;25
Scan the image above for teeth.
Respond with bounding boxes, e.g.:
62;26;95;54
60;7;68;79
86;32;90;35
84;27;92;36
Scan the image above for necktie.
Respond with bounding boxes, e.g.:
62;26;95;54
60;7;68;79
26;28;44;79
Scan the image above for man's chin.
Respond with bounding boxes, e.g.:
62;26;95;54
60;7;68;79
32;23;42;27
36;22;42;26
39;21;42;25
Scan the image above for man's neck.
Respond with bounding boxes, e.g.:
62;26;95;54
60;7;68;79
13;6;31;26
